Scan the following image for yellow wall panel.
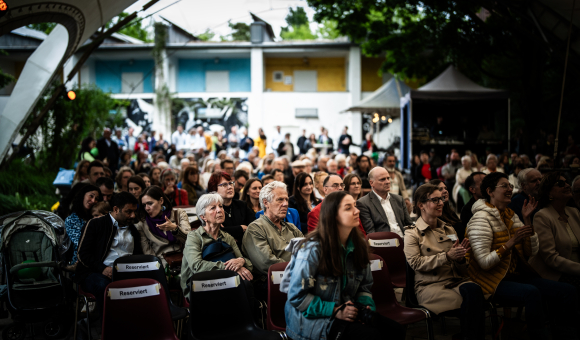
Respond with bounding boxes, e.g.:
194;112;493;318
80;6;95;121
361;57;384;92
265;58;346;92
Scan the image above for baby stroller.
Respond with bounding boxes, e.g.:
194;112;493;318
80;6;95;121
0;210;72;339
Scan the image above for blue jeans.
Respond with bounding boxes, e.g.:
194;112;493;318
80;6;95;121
459;283;485;340
494;276;579;340
81;273;112;316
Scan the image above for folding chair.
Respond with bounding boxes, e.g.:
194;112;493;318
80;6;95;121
366;232;406;288
370;254;434;340
267;262;289;335
112;255;188;337
73;286;96;340
188;270;283;340
102;278;178;340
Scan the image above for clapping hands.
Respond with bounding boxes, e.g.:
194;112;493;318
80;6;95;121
446;239;471;261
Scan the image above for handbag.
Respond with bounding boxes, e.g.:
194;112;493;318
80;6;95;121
163;210;184;269
202;239;235;263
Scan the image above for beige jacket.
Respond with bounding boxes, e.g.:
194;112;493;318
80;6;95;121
529;206;580;281
404;217;469;314
135;209;191;262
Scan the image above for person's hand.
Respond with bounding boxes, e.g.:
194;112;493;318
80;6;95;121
505;226;534;249
236;267;253;281
156;216;177;232
224;258;245;271
446;240;467;261
102;266;113;279
405;199;412;213
334;302;358;322
522;196;538;225
240;225;248;232
164;186;174;195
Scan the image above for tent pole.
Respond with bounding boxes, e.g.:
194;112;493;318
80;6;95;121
555;0;575;160
508;98;511;153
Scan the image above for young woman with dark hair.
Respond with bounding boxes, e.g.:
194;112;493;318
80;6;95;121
354;155;372;195
137;173;151;187
135;185;191;265
289;172;321;233
127;175;146;200
79;137;98;162
181;166;205;206
65;184;100;264
343;173;363;201
240;178;263;213
149;166;162;187
284;191;404;340
161;169;188;207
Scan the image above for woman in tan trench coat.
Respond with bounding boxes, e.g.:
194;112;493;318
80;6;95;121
404;184;486;340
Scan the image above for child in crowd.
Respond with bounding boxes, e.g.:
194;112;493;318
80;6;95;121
91;202;110;218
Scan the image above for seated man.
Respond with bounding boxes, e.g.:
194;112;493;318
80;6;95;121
358;167;413;236
508;168;542;222
242;182;303;296
96;176;114;202
307;174;366;235
75;192;142;314
459;172;486;229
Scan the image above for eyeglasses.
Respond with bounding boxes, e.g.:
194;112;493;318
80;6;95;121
325;183;345;189
423;197;445;204
217;181;235;188
495;183;514;190
555;179;568;188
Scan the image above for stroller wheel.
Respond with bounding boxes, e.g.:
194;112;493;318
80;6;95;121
43;320;67;339
2;322;25;340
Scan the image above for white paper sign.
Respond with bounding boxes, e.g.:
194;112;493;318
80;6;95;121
109;284;160;300
370;259;383;271
115;261;159;272
271;271;285;284
369;239;400;247
181;207;196;215
192;276;240;292
447;234;458;241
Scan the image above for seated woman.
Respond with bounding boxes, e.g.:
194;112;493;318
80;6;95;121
529;172;580;292
207;171;255;243
135;186;191;265
137;172;151;188
430;179;465;242
72;160;90;186
466;172;579;340
404;184;485;340
149;166;162;187
344;173;363;200
284;191;404;340
289;172;321;233
161;169;189;206
313;171;328;200
180;193;253;299
115;166;135;192
65;184;100;264
181;166;205;206
240;178;263;213
127;175;146;200
271;168;285;183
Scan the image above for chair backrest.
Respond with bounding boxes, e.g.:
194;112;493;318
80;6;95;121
405;261;420;307
112;255;171;302
267;262;289;330
188;270;256;338
368;254;399;311
366;232;406;287
102;278;178;340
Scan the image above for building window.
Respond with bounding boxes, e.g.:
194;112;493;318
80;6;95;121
121;72;144;93
293;70;317;92
273;71;283;82
295;108;318;118
206;71;230;92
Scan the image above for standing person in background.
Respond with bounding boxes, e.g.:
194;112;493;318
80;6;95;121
338;126;353;155
297;129;308;155
254;128;267;158
239;127;254;156
171;125;188;150
113;129;126;151
271;126;284;156
228;126;240;150
149;130;157;152
124;127;137;152
318;128;334;153
361;133;377;154
79;137;98;162
384;154;412;212
134;133;149;153
96;128;120;173
277;133;295;160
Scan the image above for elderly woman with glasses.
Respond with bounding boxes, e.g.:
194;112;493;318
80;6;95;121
466;172;579;340
207;171;256;244
180;192;253;300
529;172;580;293
405;184;485;340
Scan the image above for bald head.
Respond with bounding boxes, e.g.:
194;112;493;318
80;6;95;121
369;167;391;198
323;175;343;195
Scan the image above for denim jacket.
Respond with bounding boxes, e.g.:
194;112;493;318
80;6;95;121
284;240;374;340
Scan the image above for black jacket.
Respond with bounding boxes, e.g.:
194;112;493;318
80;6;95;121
96;137;120;172
75;214;142;282
221;199;256;242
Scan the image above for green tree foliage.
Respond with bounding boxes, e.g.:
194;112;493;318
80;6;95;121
316;19;341;40
228;21;251;41
285;7;309;27
307;0;580;149
26;23;57;35
20;83;125;172
198;29;216;41
281;7;317;40
106;12;152;42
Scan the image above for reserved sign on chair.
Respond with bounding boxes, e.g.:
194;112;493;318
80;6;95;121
271;271;285;284
368;239;400;247
108;283;160;300
115;261;160;272
192;276;240;292
370;259;383;271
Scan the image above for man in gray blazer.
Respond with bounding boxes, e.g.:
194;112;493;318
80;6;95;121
357;167;413;236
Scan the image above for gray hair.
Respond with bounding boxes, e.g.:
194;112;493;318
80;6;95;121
326;159;337;168
517;168;536;187
368;166;384;181
461;155;472;164
196;192;223;226
259;181;287;210
486;154;498;164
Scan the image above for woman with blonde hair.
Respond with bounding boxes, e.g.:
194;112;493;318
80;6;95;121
200;160;217;190
115;166;135;192
313;171;328;200
471;153;483;171
72;160;90;186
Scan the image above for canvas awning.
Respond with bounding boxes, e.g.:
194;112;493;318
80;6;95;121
344;78;410;115
410;65;509;100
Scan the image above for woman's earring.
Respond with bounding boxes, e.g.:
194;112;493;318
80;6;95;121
162;205;166;211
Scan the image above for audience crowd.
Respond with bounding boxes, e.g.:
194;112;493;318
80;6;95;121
54;123;580;340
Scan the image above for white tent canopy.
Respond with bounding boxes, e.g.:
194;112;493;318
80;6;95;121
411;65;509;100
345;78;410;115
